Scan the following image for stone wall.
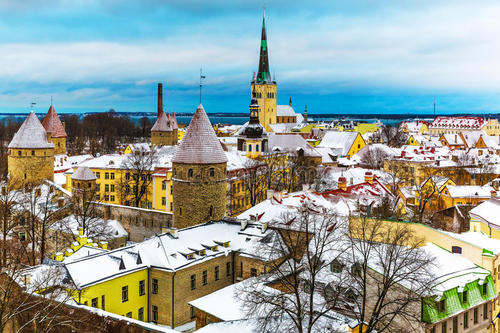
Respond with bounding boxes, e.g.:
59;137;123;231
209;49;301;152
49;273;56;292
8;148;54;186
95;202;173;242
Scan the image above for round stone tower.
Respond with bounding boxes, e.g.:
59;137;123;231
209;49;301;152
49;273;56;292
42;104;67;155
71;165;97;205
172;104;227;229
8;111;55;187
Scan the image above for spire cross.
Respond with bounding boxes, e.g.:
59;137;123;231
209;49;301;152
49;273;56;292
30;102;36;111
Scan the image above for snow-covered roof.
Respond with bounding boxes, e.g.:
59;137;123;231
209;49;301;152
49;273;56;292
49;215;128;239
151;110;172;132
267;134;320;157
173;104;227;164
8;111;55;149
441;230;500;255
318;131;360;156
71;166;97;181
400;120;429;132
430;116;485;129
42;105;67;138
54;154;93;173
63;221;272;288
442;133;464;146
469;198;500;228
461;131;486;148
276;104;297;117
445;185;494;198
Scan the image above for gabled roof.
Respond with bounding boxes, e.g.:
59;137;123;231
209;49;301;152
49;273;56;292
71;166;97;181
318;131;360;156
276;105;296;117
42;105;67;138
151;110;172;132
8;111;55;149
172;104;227;164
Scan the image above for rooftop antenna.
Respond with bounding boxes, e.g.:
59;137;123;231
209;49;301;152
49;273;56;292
433;97;436;116
199;68;206;104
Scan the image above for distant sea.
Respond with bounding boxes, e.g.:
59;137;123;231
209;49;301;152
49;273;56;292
0;112;498;127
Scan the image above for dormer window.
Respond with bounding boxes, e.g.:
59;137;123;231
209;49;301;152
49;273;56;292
482;283;488;296
462;290;467;304
186;253;194;260
197;250;206;256
211;246;218;252
438;299;446;312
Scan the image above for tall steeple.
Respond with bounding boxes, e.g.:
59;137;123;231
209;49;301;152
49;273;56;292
256;8;271;83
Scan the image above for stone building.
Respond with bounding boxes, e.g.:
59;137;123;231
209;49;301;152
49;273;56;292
41;104;67;155
151;83;178;147
8;111;54;187
71;165;97;205
172;104;228;229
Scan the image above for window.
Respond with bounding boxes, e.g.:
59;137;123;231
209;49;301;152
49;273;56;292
439;299;446;312
250;268;257;277
215;266;220;281
240;262;243;277
453;316;458;333
110;184;115;192
122;286;128;302
190;274;196;290
101;295;105;310
464;311;469;328
152;278;158;294
126;173;130;180
17;151;21;156
96;172;100;179
110;173;115;180
209;205;213;217
91;297;98;308
188;169;193;177
110;195;115;201
105;184;109;192
482;283;488;296
31;150;35;156
126;312;132;318
226;262;231;276
190;305;195;319
152;306;158;323
256;144;259;152
105;172;109;179
138;307;144;321
451;246;462;254
179;207;182;216
209;168;215;177
474;307;478;324
484;303;488;320
441;321;446;332
139;280;145;296
330;259;343;273
462;291;467;304
162;197;166;205
202;270;207;285
162;181;167;190
249;145;252;152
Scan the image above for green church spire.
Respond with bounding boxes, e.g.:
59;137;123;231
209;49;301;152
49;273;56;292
256;8;272;83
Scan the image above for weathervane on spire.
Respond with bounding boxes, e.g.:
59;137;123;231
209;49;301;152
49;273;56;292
30;102;36;111
199;68;206;104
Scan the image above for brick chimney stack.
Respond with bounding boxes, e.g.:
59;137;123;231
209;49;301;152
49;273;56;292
157;83;163;117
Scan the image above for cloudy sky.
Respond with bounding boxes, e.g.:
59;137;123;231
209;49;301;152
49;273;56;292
0;0;499;115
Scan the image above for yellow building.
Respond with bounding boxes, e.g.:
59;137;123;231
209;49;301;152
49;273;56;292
440;185;494;209
317;131;366;159
483;119;500;136
8;111;55;187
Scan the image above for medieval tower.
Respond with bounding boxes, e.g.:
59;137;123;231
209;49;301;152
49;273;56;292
237;87;268;159
8;111;55;186
251;10;277;132
42;104;67;155
71;165;97;206
151;83;179;147
172;104;227;229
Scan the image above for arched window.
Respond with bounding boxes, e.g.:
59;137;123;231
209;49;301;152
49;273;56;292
188;169;193;177
31;150;35;156
248;145;252;152
209;168;215;177
209;205;213;217
255;144;259;152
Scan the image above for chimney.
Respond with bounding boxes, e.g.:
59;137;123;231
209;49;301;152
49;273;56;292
78;227;84;236
157;83;163;117
491;190;497;198
364;171;373;184
338;176;347;191
493;181;499;191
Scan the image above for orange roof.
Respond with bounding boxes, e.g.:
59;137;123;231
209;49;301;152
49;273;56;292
42;105;67;138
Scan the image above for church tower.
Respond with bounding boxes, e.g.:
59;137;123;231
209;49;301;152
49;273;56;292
237;87;267;158
42;104;67;155
71;165;97;206
151;83;178;146
251;9;277;132
8;111;54;187
172;104;227;229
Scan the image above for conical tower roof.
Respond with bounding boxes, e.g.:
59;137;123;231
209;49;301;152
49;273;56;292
71;166;97;181
42;105;67;138
173;104;227;164
8;111;54;149
170;112;179;130
151;110;172;132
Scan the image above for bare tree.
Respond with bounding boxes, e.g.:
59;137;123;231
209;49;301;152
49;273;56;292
240;159;268;207
359;146;389;170
239;209;435;333
373;125;408;148
0;178;21;267
119;147;158;208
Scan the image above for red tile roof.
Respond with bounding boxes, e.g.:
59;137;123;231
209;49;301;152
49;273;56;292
173;104;227;164
151;110;172;132
42;105;67;138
